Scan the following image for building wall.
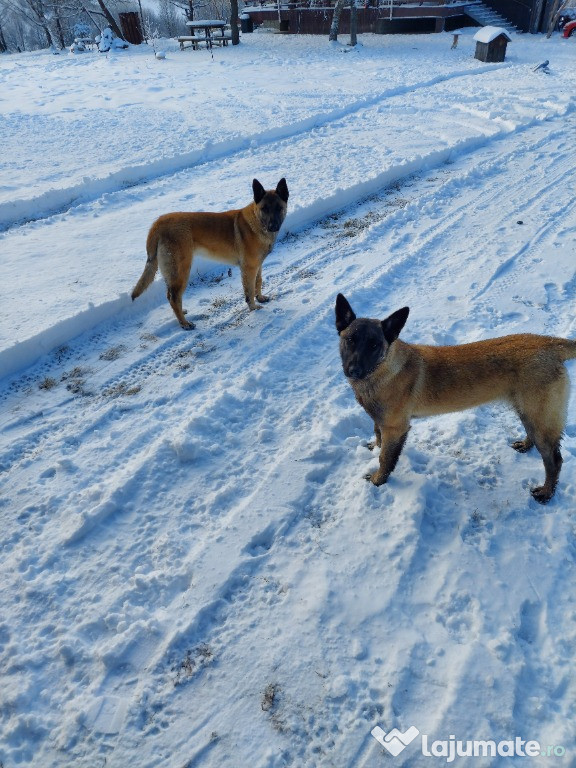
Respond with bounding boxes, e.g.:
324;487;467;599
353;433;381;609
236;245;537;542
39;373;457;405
248;6;475;34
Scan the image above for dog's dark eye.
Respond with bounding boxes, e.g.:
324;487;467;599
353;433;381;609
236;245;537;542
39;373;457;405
371;341;379;350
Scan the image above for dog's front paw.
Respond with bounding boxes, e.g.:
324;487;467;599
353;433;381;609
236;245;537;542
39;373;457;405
180;320;196;330
256;294;271;303
512;438;533;453
531;486;553;504
364;471;388;486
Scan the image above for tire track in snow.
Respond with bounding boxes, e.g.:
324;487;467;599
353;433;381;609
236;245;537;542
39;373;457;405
39;375;330;762
472;148;576;303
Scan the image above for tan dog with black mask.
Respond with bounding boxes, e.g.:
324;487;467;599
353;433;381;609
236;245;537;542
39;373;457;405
132;178;289;329
336;293;576;504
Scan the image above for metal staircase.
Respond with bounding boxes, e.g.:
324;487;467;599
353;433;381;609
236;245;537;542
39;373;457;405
464;1;519;33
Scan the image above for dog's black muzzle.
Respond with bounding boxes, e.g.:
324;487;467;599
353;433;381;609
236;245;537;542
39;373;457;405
344;364;364;380
343;352;385;381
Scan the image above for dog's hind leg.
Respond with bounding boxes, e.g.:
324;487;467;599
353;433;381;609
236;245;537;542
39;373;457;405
516;374;569;503
158;240;195;330
531;438;563;504
167;285;195;330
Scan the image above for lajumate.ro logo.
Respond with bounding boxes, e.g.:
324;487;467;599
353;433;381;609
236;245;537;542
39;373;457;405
371;725;567;762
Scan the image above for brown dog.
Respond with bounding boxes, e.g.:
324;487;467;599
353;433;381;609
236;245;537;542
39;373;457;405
131;178;289;329
335;293;576;504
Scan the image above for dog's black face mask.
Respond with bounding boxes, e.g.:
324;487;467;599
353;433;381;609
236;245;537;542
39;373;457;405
335;293;409;381
259;193;286;232
339;319;387;380
253;178;289;233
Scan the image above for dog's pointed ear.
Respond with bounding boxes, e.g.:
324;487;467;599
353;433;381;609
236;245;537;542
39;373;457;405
253;179;266;204
381;307;409;344
276;177;289;203
335;293;356;334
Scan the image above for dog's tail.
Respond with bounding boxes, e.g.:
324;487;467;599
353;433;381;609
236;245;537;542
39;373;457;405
131;228;159;301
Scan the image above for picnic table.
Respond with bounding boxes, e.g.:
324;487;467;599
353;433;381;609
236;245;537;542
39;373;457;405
178;20;232;50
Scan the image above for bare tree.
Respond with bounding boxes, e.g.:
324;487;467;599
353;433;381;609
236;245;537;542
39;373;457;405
141;10;160;50
94;0;122;37
49;1;67;47
329;0;358;44
8;10;39;50
349;0;357;45
3;0;127;50
76;2;106;33
329;0;346;40
171;0;239;24
6;0;59;47
170;0;200;22
165;0;237;40
5;12;29;50
158;0;182;36
0;23;8;51
70;0;115;35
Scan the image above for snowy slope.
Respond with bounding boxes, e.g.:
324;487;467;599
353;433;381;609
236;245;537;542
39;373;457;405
1;31;576;768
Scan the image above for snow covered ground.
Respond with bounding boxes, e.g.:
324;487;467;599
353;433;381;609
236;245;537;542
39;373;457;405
1;29;576;768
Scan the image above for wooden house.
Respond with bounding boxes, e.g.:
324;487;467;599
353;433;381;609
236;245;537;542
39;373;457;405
241;0;563;34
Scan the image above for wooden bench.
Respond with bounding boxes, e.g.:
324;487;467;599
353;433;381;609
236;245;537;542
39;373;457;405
177;33;232;50
178;35;207;50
